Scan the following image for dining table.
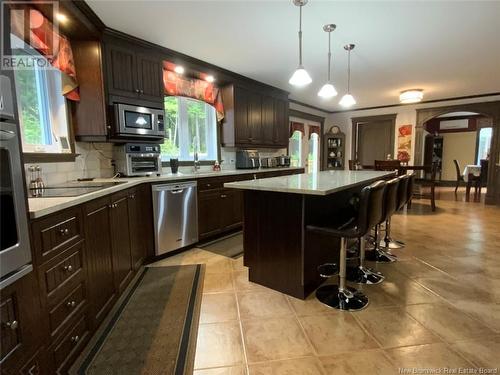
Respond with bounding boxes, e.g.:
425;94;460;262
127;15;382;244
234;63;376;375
463;164;481;182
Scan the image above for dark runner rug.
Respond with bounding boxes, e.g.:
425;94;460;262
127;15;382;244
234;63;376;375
71;265;204;375
199;232;244;259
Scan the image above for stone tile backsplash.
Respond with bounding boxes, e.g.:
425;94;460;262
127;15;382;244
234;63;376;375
24;142;114;187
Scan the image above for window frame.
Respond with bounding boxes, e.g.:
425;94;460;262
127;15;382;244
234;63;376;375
161;96;221;167
11;34;76;162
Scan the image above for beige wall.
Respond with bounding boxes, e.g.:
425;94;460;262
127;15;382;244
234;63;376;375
441;132;477;181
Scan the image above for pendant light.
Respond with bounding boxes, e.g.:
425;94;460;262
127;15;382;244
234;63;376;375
289;0;312;87
339;44;356;107
318;24;338;99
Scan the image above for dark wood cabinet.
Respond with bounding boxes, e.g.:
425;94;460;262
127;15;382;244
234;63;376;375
222;85;289;148
83;197;116;329
109;192;133;295
198;189;225;239
103;34;163;106
128;185;152;270
0;271;43;373
220;189;244;231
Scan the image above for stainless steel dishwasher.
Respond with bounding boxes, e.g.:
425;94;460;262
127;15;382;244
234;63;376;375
152;181;198;255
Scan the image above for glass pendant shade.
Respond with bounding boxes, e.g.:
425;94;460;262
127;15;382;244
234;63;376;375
317;83;337;98
289;67;312;87
339;93;356;107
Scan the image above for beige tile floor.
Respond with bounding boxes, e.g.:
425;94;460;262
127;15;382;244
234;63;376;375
152;189;500;374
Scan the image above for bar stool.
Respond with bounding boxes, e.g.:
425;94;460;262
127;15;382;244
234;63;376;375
307;180;387;311
366;177;399;263
382;174;411;249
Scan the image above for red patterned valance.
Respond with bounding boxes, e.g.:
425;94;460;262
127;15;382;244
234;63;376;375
10;7;79;101
163;63;224;121
308;125;321;138
290;121;305;137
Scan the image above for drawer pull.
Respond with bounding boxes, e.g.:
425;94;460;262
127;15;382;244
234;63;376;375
66;300;77;308
129;194;135;199
206;183;211;187
5;320;18;330
220;194;227;198
59;228;69;236
70;335;79;343
63;265;73;273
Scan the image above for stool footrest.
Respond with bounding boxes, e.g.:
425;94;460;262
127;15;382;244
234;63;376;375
317;263;339;278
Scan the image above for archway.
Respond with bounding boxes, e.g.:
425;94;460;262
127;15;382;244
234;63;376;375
414;101;500;205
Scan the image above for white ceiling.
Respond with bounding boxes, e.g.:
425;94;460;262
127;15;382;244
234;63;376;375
87;0;500;112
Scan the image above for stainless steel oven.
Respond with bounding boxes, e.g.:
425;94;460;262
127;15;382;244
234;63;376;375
114;103;165;139
0;120;33;288
114;143;162;177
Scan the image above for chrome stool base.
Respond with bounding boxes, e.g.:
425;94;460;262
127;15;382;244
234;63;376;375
316;285;369;311
365;248;397;263
347;266;385;284
380;239;405;249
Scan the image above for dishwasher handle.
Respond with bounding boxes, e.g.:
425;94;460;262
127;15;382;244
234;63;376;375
170;188;184;194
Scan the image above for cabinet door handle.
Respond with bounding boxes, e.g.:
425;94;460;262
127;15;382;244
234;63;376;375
140;89;144;94
135;89;140;93
5;320;18;330
220;194;227;198
63;265;73;273
129;194;135;199
59;228;69;236
206;183;211;187
66;300;77;308
71;335;79;343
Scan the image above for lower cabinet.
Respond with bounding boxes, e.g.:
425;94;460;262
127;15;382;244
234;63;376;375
128;185;152;270
0;271;43;373
220;189;244;231
83;196;116;330
109;191;133;294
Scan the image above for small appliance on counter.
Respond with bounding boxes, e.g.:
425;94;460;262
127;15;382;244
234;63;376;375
276;155;291;167
260;157;278;168
114;143;162;176
236;149;260;169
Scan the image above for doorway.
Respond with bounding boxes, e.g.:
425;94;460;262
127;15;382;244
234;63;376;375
288;109;325;173
351;114;396;166
415;101;500;205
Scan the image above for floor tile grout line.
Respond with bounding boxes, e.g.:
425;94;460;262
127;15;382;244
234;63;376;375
231;266;251;375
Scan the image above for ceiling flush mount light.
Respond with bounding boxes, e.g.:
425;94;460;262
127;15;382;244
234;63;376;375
289;0;312;87
399;89;424;104
339;44;356;108
205;75;215;83
318;24;338;99
174;65;185;74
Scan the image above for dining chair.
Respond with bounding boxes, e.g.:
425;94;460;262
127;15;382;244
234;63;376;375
453;159;464;193
374;160;401;172
412;163;437;211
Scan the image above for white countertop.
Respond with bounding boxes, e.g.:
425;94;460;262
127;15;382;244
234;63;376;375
28;167;302;219
224;170;394;196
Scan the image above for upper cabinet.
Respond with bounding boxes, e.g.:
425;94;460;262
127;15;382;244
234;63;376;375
221;85;289;148
103;35;164;106
71;34;164;141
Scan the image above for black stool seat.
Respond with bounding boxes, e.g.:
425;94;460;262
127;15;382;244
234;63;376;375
306;180;387;311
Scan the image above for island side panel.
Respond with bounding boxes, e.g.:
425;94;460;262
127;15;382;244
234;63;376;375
243;190;305;298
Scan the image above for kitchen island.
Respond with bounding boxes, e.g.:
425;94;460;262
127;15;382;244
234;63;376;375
224;170;393;299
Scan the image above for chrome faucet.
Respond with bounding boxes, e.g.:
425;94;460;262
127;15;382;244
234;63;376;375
193;136;200;172
193;151;200;172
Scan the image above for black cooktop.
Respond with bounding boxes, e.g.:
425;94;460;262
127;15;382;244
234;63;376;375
30;182;125;198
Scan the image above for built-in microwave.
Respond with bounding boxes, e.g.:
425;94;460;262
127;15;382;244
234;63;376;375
114;103;165;139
